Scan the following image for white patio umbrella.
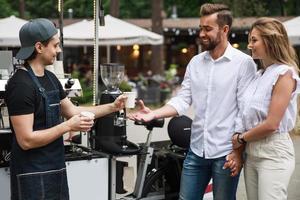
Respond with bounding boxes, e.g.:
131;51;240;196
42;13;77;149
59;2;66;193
65;14;164;103
63;15;163;46
0;16;28;47
283;16;300;45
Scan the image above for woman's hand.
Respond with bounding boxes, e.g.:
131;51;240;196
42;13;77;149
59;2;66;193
232;133;242;149
223;148;244;177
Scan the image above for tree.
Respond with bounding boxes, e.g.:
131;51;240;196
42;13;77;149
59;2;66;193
151;0;164;74
4;0;300;19
212;0;268;17
164;0;210;18
109;0;120;17
63;0;93;18
0;0;17;18
19;0;25;18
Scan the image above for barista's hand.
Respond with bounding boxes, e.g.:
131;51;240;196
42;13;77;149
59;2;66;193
113;94;127;111
65;114;94;132
127;100;155;122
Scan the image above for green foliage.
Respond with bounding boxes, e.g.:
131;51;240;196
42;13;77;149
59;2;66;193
71;70;93;104
75;84;93;104
2;0;300;22
213;0;268;17
119;0;151;18
165;63;178;81
286;0;300;16
164;0;210;18
10;0;58;19
64;0;94;18
0;0;16;18
119;81;132;92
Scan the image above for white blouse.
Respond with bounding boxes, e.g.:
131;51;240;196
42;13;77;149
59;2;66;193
237;63;300;133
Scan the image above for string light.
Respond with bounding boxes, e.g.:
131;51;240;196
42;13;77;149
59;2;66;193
58;0;61;12
181;48;188;53
132;50;140;58
133;44;139;50
93;0;97;105
232;43;239;48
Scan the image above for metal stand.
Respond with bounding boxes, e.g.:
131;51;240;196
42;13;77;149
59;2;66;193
133;130;154;198
109;157;117;200
108;129;158;200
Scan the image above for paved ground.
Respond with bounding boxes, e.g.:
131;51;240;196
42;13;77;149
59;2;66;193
126;114;300;200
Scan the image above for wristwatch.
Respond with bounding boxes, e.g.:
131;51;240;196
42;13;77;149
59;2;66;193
237;133;247;144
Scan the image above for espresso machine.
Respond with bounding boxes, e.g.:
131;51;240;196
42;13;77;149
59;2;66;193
94;63;140;155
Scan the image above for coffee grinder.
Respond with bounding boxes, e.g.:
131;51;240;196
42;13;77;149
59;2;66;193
94;63;140;155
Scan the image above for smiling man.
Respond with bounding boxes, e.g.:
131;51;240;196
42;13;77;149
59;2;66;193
129;3;257;200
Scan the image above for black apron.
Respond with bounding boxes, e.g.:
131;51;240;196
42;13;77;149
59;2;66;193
10;67;69;200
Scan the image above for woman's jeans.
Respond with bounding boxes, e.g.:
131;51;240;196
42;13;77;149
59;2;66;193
179;149;239;200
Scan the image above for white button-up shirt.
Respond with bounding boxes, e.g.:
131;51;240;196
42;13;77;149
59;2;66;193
237;64;300;134
167;44;256;158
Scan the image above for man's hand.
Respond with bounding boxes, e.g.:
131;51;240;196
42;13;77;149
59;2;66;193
223;147;244;177
127;100;155;122
65;114;94;132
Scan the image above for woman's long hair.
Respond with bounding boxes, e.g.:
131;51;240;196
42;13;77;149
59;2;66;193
250;17;299;71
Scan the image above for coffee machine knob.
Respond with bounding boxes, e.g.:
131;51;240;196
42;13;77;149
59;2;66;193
114;116;125;127
120;135;128;149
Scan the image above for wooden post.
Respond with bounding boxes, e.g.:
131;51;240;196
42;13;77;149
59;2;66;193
151;0;164;75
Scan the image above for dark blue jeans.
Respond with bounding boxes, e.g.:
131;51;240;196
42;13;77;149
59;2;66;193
179;149;239;200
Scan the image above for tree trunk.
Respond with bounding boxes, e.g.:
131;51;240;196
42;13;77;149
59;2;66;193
19;0;25;19
110;0;120;17
151;0;164;75
109;0;120;63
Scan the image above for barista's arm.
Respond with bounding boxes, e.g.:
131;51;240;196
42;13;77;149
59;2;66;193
60;94;127;119
10;113;92;150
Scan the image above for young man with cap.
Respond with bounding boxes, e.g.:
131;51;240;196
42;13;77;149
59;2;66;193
5;18;127;200
129;3;257;200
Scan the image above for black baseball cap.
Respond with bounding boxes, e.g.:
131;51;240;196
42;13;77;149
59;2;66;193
16;18;58;60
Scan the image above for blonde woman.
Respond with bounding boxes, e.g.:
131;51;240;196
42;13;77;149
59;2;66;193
232;17;300;200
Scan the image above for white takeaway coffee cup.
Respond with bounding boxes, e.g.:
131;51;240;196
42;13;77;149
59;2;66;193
80;111;95;119
123;91;137;108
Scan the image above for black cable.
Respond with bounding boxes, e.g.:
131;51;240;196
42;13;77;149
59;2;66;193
99;0;105;26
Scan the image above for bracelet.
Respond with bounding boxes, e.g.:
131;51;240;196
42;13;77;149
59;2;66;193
232;132;239;139
237;134;247;144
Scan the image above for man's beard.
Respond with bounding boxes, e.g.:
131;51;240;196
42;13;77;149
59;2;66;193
199;33;221;51
200;39;218;51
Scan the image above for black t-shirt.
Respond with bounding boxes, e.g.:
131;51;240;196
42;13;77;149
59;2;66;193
5;69;66;129
5;69;67;174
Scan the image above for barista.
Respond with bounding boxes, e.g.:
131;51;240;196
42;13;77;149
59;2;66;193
5;18;127;200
